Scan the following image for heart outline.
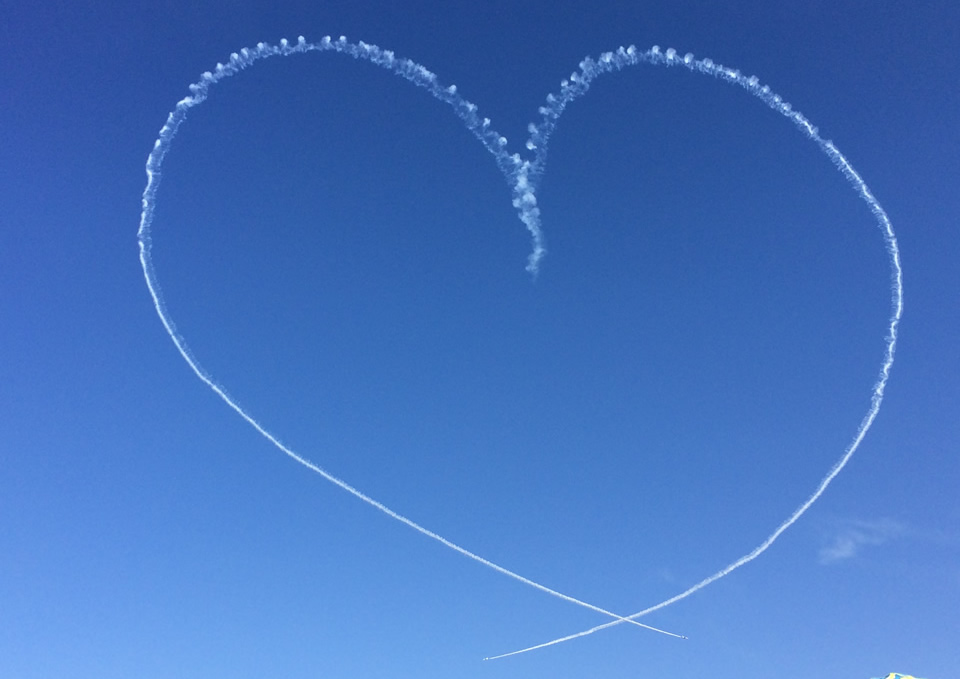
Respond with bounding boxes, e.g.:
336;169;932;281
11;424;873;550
137;35;903;658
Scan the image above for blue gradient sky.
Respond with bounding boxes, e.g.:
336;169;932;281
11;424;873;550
1;2;958;678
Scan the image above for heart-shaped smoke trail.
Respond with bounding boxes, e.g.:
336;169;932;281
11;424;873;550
138;36;903;660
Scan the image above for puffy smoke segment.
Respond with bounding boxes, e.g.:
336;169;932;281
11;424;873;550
488;47;904;660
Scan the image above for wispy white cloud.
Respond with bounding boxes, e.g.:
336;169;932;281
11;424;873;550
657;568;677;584
819;518;907;564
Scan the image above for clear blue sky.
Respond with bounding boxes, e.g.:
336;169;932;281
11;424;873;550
1;2;958;678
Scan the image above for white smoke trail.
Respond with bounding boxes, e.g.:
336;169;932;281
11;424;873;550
485;45;903;660
138;36;683;641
